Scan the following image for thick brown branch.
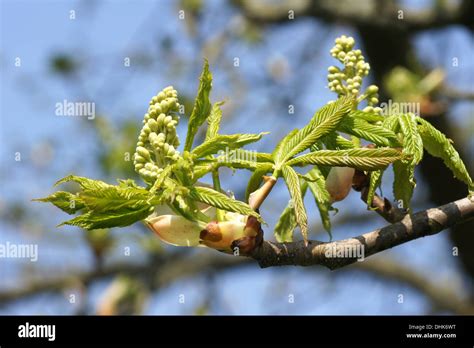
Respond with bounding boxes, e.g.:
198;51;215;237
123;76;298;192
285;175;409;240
251;197;474;269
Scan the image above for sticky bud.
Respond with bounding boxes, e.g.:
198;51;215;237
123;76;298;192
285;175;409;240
325;167;355;202
146;215;202;247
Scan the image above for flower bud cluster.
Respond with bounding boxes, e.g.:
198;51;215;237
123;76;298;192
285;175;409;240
328;35;370;98
133;86;181;184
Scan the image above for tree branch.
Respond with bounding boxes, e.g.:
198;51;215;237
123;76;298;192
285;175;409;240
250;197;474;269
346;257;474;314
236;0;474;31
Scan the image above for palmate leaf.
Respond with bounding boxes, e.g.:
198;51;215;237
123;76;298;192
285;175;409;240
338;117;400;147
191;133;268;158
205;101;224;140
33;191;86;214
58;206;155;230
277;96;353;164
417;117;473;191
184;60;213;151
189;186;263;222
281;165;308;243
287;148;401;171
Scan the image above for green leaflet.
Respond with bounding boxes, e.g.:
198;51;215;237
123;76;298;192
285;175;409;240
214;158;261;171
55;174;110;191
278;96;353;163
41;174;157;230
205;101;224;140
319;132;356;150
184;60;213;151
393;160;414;210
58;206;155;230
399;113;423;165
338;117;400;147
349;110;385;123
367;170;383;208
304;167;333;239
191;133;268;158
189;186;263;222
287;148;401;171
272;128;298;163
281;165;308;243
417;117;473;190
79;186;153;213
382;115;400;133
390;113;424;210
245;162;274;201
33;191;85;215
274;204;298;242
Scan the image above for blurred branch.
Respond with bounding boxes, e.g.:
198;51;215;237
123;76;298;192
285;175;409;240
236;0;474;31
251;197;474;269
347;257;474;314
2;248;473;314
441;87;474;101
0;253;250;305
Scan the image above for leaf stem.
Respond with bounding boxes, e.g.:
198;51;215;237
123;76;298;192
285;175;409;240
212;170;226;221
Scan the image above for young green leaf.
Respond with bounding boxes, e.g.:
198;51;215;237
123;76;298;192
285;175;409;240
393;160;414;210
274;204;298;242
272;129;298;163
58;206;155;230
278;96;353;163
205;101;224;140
78;184;155;213
349;110;385;123
287;148;401;171
367;170;383;208
55;175;110;192
281;165;308;243
399;113;423;165
191;133;268;158
417;117;473;190
184;60;213;151
189;186;263;222
382;115;400;133
318;132;356;150
33;191;85;215
338;117;400;147
304;167;333;238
